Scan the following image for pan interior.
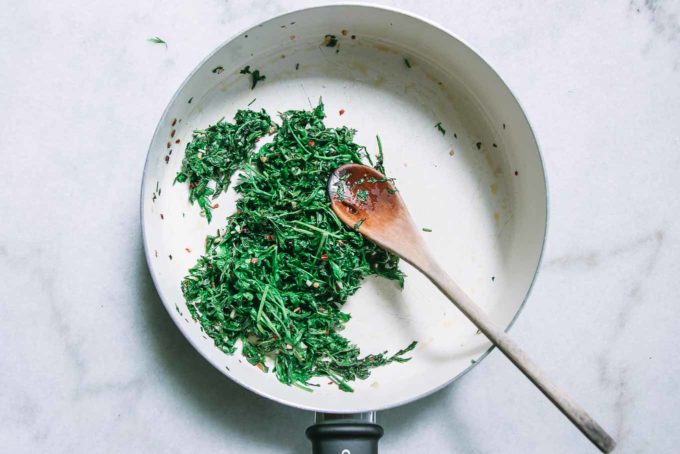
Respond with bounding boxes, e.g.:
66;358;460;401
142;6;546;413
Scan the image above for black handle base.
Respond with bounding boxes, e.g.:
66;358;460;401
306;421;384;454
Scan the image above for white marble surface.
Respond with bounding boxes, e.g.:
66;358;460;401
1;0;679;452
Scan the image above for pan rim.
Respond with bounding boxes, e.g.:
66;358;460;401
140;2;549;414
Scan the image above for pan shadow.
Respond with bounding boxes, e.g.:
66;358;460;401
381;383;485;453
137;242;482;452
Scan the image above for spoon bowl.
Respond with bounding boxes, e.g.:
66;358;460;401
328;164;426;265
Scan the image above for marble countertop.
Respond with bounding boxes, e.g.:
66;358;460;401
2;0;679;452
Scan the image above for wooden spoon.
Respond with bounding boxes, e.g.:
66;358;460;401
328;164;615;453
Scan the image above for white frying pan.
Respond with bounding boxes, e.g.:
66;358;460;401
141;5;547;452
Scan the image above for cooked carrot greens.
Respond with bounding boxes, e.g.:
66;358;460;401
176;102;416;392
147;36;167;47
239;65;266;90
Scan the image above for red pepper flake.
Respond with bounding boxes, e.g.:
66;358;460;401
171;118;177;127
166;142;171;149
160;213;164;219
339;109;345;116
250;257;258;264
514;170;519;176
170;129;176;138
264;234;274;241
164;155;170;163
255;363;265;371
212;203;220;209
185;247;192;253
294;307;301;313
319;307;325;313
308;139;315;147
272;335;278;341
328;381;334;385
175;139;180;144
320;254;328;261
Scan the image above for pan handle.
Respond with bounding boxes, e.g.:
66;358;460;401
306;412;383;454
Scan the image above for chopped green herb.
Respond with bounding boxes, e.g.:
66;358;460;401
323;34;338;47
212;66;224;74
251;70;266;89
248;98;257;106
422;227;432;232
476;142;482;150
240;65;266;89
176;102;414;391
435;122;446;135
295;63;300;70
356;189;369;203
375;135;385;174
404;58;411;68
353;218;365;230
352;177;366;187
174;109;272;222
147;36;167;47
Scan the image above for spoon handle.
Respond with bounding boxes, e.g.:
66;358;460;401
420;261;616;453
